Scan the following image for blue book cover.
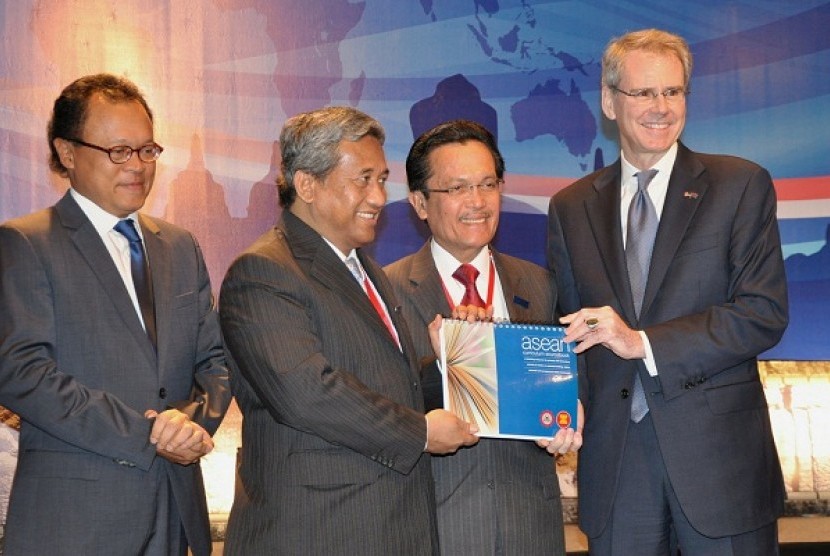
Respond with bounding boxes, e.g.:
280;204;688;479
440;320;578;440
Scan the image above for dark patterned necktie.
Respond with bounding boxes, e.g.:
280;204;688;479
625;169;658;422
452;264;486;308
114;219;156;349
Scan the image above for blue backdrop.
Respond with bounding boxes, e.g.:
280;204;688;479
1;0;828;359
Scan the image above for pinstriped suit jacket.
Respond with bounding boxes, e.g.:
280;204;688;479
385;243;566;556
220;211;438;554
0;192;230;556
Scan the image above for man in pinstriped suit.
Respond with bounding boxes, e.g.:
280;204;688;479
385;120;581;555
219;106;479;554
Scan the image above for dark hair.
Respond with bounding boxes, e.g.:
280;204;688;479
277;106;385;208
405;119;504;198
47;73;153;177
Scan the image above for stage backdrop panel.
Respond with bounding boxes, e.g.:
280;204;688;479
1;0;829;518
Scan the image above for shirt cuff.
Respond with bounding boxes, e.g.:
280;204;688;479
639;330;658;376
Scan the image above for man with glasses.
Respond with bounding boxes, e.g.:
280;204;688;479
0;73;230;555
219;106;479;554
385;120;581;555
547;29;787;554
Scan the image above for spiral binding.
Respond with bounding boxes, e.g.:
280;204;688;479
447;318;565;333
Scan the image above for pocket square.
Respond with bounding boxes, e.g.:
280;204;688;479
512;295;530;308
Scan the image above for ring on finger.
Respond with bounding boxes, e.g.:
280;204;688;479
586;317;599;331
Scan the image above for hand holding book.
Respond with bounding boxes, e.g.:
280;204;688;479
439;319;579;440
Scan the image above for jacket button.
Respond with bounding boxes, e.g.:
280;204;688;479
620;389;630;399
158;388;167;399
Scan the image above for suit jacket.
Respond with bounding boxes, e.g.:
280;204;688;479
219;210;438;554
385;243;565;556
547;143;788;538
0;192;230;555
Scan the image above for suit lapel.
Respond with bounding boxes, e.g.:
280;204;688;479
56;194;157;366
282;212;405;354
139;215;167;366
641;144;708;318
407;244;452;324
362;254;417;358
584;162;639;323
492;250;531;322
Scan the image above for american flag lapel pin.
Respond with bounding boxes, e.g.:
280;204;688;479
683;191;699;199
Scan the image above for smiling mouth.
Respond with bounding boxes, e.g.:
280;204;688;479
357;211;379;221
461;214;489;224
642;121;672;130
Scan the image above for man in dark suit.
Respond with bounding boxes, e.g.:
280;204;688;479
547;29;788;554
219;106;479;554
386;120;581;555
0;73;231;555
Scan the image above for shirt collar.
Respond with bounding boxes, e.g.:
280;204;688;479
620;142;679;189
322;238;361;272
430;239;490;277
69;188;142;240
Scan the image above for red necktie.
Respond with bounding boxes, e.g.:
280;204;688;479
346;257;401;348
363;276;401;348
452;263;486;308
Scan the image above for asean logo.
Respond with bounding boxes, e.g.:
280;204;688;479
539;410;555;428
556;411;572;429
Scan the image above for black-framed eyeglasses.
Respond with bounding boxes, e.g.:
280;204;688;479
427;178;503;197
66;138;164;164
609;85;688;103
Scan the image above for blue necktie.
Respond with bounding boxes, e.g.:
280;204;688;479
114;219;156;349
626;169;658;422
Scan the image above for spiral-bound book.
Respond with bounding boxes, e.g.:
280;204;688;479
439;319;577;440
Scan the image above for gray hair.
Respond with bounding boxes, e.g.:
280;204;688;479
602;29;693;89
278;106;385;208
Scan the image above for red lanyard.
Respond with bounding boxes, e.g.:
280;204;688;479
363;276;401;349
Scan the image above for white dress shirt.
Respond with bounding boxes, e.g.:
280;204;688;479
69;188;148;330
430;240;509;320
619;142;679;376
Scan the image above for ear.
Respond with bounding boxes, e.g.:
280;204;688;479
601;85;617;121
408;191;429;221
293;170;316;204
53;138;75;169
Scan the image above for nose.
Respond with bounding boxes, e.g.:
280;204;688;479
366;179;387;207
465;185;487;206
651;92;670;111
123;151;146;172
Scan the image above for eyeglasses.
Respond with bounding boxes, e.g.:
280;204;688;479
427;178;503;197
610;85;688;103
67;138;164;164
